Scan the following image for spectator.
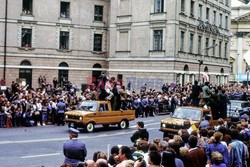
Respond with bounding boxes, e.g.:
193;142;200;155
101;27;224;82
187;135;207;167
116;146;134;167
130;121;149;147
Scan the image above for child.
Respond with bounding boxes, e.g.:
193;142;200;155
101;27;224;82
211;151;226;167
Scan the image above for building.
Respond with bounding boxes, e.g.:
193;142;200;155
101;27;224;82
230;1;250;83
0;0;231;90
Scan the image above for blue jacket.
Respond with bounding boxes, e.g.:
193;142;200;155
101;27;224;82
57;102;66;114
206;142;230;167
63;138;87;167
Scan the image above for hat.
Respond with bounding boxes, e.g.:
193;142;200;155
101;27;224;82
240;114;249;121
69;128;79;135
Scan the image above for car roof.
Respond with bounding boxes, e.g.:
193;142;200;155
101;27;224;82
176;106;210;112
230;100;249;103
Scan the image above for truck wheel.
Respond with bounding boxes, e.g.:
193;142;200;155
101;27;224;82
85;122;95;133
119;120;128;129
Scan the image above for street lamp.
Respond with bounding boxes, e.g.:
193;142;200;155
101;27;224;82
198;44;218;82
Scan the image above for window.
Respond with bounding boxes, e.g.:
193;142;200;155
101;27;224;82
59;31;69;50
22;0;33;15
154;0;164;13
190;1;195;16
225;16;228;30
225;0;229;6
60;2;70;18
189;33;194;53
181;0;185;13
198;36;202;54
206;8;210;21
206;37;209;49
94;5;103;21
213;11;216;25
219;41;222;57
198;4;203;20
21;28;32;47
213;40;216;55
180;31;185;52
224;42;227;58
153;30;163;51
219;13;223;28
230;62;233;73
94;34;102;51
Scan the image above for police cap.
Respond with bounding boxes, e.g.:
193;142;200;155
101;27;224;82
69;128;79;135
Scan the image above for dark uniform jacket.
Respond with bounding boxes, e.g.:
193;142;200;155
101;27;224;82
63;138;87;167
130;128;149;143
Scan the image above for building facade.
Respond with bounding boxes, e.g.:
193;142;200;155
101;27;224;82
0;0;231;89
230;2;250;83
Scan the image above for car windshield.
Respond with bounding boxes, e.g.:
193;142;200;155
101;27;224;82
77;101;98;112
172;108;202;121
230;102;247;108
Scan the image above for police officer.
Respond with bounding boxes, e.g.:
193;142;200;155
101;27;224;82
57;98;66;126
63;128;87;167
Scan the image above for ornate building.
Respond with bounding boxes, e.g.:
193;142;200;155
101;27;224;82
230;2;250;82
0;0;231;89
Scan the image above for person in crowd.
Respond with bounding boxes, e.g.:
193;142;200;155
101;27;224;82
206;132;230;167
199;114;211;129
57;98;66;126
202;82;211;106
116;146;134;167
187;135;207;167
211;151;227;167
141;96;149;117
131;121;149;147
190;80;200;106
63;128;87;167
228;129;247;167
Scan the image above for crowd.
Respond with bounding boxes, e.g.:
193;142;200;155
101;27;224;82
1;72;250;128
61;119;250;167
0;73;250;167
0;78;78;128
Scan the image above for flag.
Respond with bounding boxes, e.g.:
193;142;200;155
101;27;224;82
187;124;197;134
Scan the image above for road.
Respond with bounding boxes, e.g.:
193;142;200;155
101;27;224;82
0;114;168;167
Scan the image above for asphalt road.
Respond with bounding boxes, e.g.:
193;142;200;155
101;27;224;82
0;114;168;167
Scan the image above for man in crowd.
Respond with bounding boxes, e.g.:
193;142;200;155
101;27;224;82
130;121;149;147
63;128;87;167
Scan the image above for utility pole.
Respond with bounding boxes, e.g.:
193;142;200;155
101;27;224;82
3;0;8;81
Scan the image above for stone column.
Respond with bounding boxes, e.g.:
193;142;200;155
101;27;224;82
236;32;245;75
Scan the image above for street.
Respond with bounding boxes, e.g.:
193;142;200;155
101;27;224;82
0;114;168;167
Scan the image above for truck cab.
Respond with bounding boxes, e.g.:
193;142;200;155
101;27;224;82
65;100;135;132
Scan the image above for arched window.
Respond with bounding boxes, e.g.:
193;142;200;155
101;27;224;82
20;60;32;66
19;60;32;88
204;66;208;72
92;63;102;86
58;62;69;87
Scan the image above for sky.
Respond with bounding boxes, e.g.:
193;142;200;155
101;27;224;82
232;0;247;7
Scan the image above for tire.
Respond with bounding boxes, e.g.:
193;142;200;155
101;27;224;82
85;122;95;133
118;120;128;129
102;124;110;129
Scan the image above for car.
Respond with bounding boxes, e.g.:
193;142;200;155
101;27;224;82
227;100;250;120
65;100;135;132
159;107;217;137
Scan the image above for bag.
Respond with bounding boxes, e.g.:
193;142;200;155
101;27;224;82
34;111;40;115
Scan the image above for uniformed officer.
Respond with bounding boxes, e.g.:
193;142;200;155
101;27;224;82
63;128;87;167
57;98;66;126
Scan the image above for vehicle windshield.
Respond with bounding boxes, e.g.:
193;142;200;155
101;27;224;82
172;108;202;121
230;102;248;108
77;101;98;112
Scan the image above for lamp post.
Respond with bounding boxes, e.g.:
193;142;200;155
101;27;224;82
3;0;8;82
198;44;218;82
